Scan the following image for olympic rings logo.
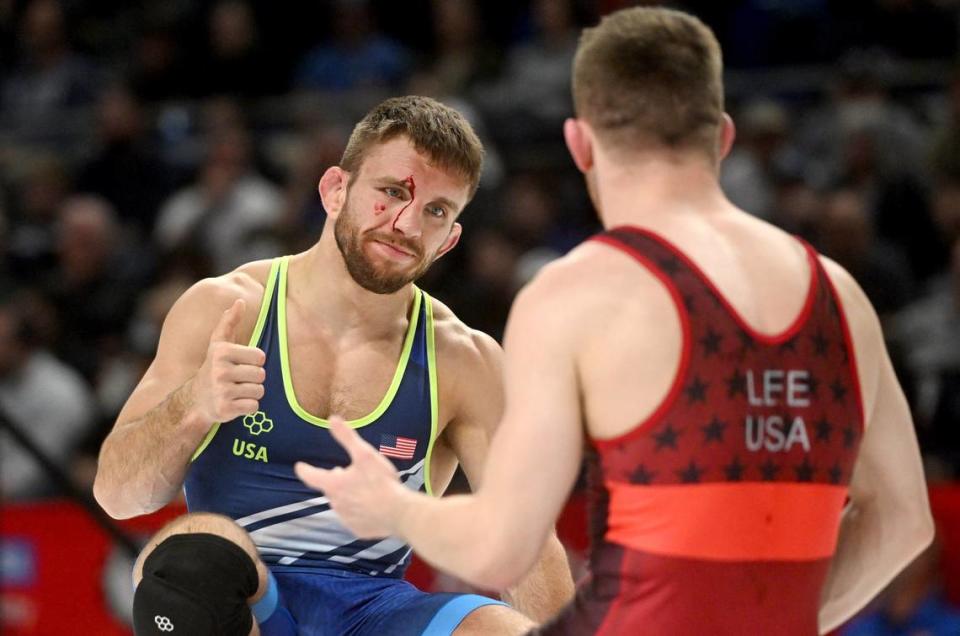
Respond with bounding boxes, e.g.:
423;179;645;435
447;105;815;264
154;615;175;631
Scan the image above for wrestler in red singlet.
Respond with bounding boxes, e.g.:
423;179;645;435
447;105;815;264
548;227;863;635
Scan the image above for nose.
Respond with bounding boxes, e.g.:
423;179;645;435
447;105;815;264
390;200;422;238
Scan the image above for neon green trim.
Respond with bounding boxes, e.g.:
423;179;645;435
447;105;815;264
422;292;438;497
191;258;282;461
278;256;422;428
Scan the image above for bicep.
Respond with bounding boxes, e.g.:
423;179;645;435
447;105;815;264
848;346;926;511
443;336;505;491
477;288;584;542
112;283;223;427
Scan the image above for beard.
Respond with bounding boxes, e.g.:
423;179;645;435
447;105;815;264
334;195;433;294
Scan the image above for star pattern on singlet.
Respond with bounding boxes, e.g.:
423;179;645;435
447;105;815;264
815;417;833;442
593;228;863;488
653;424;681;451
831;380;848;404
684;377;708;403
794;458;816;482
726;369;747;398
700;328;722;356
701;417;726;443
811;329;830;357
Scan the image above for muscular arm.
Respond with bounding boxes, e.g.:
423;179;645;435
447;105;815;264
94;276;264;519
392;278;584;591
817;260;935;633
442;330;575;621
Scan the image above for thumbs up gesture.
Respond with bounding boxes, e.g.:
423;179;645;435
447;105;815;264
192;299;267;424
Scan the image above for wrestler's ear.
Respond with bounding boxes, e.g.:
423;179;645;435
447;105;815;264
319;166;349;219
718;113;736;162
564;118;594;174
435;222;462;260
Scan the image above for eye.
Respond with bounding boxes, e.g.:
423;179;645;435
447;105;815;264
383;187;403;198
427;205;447;218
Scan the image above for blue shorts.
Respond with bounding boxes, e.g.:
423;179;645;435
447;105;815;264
256;568;507;636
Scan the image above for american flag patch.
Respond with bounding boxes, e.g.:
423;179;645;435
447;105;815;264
379;434;417;460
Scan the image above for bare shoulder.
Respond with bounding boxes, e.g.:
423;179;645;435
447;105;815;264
513;241;676;338
164;258;277;348
429;295;502;378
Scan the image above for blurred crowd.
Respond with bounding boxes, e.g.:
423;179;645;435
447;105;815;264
1;0;960;621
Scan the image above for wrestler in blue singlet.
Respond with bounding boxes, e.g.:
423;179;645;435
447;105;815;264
185;256;503;635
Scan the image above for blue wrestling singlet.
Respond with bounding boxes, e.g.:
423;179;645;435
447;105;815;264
184;257;504;635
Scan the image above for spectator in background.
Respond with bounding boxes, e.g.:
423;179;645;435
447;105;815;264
411;0;501;98
797;50;946;280
769;174;822;242
279;124;349;251
294;0;411;92
6;156;70;285
931;174;960;250
0;299;96;499
478;0;579;140
43;196;141;383
1;0;101;140
154;124;283;274
891;239;960;474
445;228;519;342
842;537;960;636
127;17;192;103
815;187;914;317
194;0;277;98
720;99;802;221
75;84;172;237
930;68;960;176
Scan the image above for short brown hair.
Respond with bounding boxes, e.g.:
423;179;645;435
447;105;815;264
341;95;485;197
572;7;724;158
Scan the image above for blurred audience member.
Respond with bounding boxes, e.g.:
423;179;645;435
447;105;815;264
127;18;191;103
816;188;914;317
280;124;349;250
799;50;928;186
194;1;277;98
6;156;70;284
721;99;802;221
477;0;579;142
892;240;960;442
294;0;411;92
75;84;172;236
931;173;960;248
446;228;519;342
1;0;102;139
412;0;500;97
44;196;141;382
0;299;96;499
154;126;283;274
842;538;960;636
769;176;822;242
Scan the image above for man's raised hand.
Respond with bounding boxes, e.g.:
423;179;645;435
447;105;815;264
295;416;408;539
191;299;267;424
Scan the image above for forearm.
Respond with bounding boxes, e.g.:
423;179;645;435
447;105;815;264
818;501;934;633
94;378;211;519
501;533;574;623
395;490;535;590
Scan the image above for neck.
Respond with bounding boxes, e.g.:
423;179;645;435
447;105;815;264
288;229;416;337
593;147;732;230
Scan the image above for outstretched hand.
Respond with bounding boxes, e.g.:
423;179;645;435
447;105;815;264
295;416;409;539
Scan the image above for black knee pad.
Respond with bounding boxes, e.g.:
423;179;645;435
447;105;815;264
133;533;259;635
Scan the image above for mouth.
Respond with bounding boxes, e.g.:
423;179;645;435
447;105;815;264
369;239;417;261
